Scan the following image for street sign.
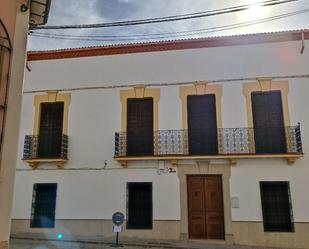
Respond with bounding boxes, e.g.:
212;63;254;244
112;212;125;247
113;225;122;233
112;212;125;226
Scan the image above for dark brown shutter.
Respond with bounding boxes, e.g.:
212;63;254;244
38;102;64;158
127;98;153;156
30;183;57;228
127;182;152;229
251;91;286;154
187;95;218;155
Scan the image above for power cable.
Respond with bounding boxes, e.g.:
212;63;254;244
30;9;309;42
31;0;299;30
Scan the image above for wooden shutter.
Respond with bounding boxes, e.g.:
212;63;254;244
127;182;152;229
30;183;57;228
260;182;294;232
38;102;64;158
187;95;218;155
252;91;287;154
127;98;153;156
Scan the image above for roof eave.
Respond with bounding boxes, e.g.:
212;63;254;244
27;29;309;61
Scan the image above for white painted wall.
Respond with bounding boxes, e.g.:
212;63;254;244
24;40;309;92
13;39;309;223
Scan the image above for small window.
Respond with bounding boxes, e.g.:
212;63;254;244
30;183;58;228
260;181;294;232
127;182;152;229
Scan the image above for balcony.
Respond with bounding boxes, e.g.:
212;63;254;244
23;134;68;169
114;124;303;166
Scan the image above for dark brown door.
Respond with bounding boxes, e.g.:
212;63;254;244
127;98;153;156
187;175;224;240
251;91;286;154
187;95;218;155
38;102;64;158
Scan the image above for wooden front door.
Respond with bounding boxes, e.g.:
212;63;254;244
187;175;224;240
38;102;64;158
127;98;153;156
187;95;218;155
251;91;287;154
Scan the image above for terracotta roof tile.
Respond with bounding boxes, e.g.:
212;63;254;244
27;29;309;61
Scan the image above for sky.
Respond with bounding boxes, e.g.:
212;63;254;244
28;0;309;51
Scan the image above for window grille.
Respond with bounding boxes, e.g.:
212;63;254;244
30;183;57;228
260;181;294;232
127;182;152;229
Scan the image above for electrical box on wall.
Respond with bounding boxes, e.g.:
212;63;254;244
231;196;240;208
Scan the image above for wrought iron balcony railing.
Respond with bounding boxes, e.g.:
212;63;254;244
114;124;302;158
23;134;68;160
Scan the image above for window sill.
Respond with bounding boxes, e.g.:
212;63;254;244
23;158;68;169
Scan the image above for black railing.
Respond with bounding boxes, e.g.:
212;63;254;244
23;134;68;160
114;124;303;157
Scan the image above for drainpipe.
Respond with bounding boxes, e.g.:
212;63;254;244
300;32;305;54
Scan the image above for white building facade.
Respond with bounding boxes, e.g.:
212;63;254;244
12;30;309;248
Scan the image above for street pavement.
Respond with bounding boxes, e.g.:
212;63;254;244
10;238;288;249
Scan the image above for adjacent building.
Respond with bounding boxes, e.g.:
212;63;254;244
0;1;51;248
12;29;309;248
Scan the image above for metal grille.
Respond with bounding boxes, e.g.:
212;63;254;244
30;183;57;228
286;124;303;153
260;182;294;232
127;182;152;229
218;128;255;154
23;134;68;160
154;130;188;155
114;125;302;157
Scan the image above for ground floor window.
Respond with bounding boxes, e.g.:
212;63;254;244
260;181;294;232
127;182;152;229
30;183;57;228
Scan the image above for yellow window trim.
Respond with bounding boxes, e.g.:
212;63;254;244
243;79;290;128
33;91;71;135
120;85;160;132
179;82;223;130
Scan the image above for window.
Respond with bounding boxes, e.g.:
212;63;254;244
251;91;287;154
126;98;153;156
260;181;294;232
187;94;218;155
30;183;57;228
127;182;152;229
38;102;64;158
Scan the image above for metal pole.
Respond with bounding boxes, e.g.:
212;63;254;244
116;232;119;246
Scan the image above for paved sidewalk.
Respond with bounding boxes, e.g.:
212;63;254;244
10;235;288;249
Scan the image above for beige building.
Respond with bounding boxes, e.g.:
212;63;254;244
0;1;51;248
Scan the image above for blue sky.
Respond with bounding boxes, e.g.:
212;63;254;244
28;0;309;50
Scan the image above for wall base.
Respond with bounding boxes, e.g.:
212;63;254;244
11;219;180;240
11;220;309;248
233;221;309;249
